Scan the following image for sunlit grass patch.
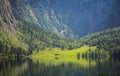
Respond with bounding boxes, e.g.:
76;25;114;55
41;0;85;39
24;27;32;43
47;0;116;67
31;45;96;58
30;45;98;68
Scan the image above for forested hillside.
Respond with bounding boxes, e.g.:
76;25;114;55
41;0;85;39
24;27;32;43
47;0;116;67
0;0;28;57
0;0;80;57
17;20;80;54
79;27;120;57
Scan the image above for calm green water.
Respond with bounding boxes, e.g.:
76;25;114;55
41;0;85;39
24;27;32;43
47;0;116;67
0;58;120;76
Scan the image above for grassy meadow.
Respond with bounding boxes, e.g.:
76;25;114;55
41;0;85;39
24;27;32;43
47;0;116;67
30;45;98;67
31;45;96;58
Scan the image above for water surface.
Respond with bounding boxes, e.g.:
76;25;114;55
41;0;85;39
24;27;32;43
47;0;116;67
0;58;120;76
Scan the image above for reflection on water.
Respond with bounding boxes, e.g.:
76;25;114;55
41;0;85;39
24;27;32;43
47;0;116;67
0;59;28;76
0;58;120;76
32;57;96;68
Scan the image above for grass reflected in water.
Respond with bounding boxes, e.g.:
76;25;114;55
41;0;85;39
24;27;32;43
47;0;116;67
32;57;96;68
0;58;120;76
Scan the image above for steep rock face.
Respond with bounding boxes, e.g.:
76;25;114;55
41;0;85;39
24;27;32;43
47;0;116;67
50;0;120;37
0;0;28;54
10;0;120;38
10;0;76;38
0;0;79;54
0;0;17;35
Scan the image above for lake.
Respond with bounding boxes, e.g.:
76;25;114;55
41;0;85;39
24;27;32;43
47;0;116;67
0;58;120;76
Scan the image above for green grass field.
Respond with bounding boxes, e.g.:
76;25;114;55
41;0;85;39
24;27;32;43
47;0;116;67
31;45;96;58
30;45;96;68
30;45;111;68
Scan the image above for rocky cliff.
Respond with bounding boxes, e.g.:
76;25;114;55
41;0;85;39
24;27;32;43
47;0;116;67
9;0;76;38
0;0;17;35
0;0;28;55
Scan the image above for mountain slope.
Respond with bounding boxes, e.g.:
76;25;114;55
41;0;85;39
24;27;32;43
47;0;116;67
79;27;120;57
0;0;17;34
49;0;120;37
32;27;120;58
17;20;80;54
9;0;76;38
0;0;28;56
9;0;120;38
0;0;80;56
